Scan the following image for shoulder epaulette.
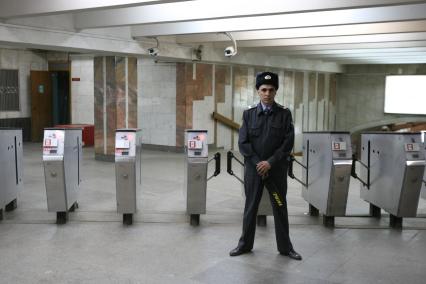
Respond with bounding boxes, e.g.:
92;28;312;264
275;103;285;109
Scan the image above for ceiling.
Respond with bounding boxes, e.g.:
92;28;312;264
2;0;426;64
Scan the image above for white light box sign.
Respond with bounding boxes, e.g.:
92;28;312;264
385;75;426;115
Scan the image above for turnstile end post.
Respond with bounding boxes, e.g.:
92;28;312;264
226;151;244;184
207;152;221;180
214;152;221;176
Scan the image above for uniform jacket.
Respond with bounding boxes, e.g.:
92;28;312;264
238;102;294;180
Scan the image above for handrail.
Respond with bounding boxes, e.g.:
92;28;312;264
212;112;240;131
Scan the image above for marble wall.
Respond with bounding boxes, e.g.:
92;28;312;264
94;56;137;159
89;59;338;154
138;58;176;147
70;56;94;124
172;63;337;152
176;63;213;147
215;65;232;149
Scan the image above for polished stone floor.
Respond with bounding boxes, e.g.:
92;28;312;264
1;143;426;283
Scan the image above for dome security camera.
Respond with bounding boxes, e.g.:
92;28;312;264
224;46;236;57
148;47;159;56
222;32;237;57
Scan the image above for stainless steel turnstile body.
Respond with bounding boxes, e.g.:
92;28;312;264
360;132;425;226
421;131;426;199
0;128;23;219
302;132;353;225
43;128;82;224
115;129;141;225
184;130;208;225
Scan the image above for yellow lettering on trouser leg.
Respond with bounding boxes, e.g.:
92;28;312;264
272;192;283;207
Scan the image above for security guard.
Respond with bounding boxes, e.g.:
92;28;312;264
229;71;302;260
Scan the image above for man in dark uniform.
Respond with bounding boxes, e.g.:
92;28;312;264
229;71;302;260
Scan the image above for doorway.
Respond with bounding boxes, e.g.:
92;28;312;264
30;70;70;142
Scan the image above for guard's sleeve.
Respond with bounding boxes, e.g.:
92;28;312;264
267;109;295;168
238;110;261;166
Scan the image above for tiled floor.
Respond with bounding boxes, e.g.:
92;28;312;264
1;143;426;283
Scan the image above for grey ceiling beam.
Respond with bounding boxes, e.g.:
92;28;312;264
217;32;426;48
0;0;192;18
131;3;426;37
74;0;426;29
268;47;426;56
176;20;426;43
250;41;426;52
333;58;426;64
303;54;426;60
290;51;426;59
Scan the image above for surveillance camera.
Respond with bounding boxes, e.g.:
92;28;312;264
148;47;159;56
224;46;236;57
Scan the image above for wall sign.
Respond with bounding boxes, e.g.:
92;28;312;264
38;84;45;94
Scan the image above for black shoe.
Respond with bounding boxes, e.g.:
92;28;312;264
280;249;302;260
229;247;251;257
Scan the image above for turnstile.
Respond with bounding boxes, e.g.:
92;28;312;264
0;128;23;220
421;131;426;199
43;128;82;224
115;129;141;225
359;132;426;228
227;151;273;226
296;132;353;227
184;130;220;226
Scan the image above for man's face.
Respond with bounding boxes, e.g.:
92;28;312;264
257;84;276;105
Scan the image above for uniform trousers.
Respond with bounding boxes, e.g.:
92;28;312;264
237;167;293;253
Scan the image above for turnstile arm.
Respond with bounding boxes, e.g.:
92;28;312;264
351;154;369;188
288;155;308;187
207;152;221;181
226;151;244;184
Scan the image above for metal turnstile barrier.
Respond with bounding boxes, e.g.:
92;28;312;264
0;128;23;220
43;128;82;224
288;132;353;227
421;131;426;199
227;151;278;227
115;129;142;225
184;130;220;226
357;132;425;228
